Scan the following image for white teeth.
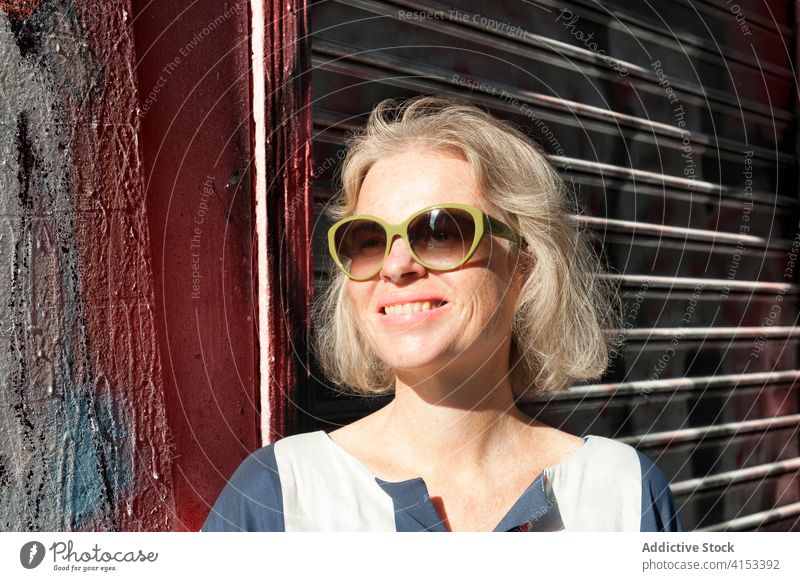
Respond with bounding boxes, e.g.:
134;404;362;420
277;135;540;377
383;301;443;315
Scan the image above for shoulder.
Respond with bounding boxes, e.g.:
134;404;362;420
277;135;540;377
584;438;684;531
579;436;677;497
522;421;587;469
634;448;684;532
327;409;387;455
545;436;683;531
270;430;398;531
201;442;285;532
576;435;645;479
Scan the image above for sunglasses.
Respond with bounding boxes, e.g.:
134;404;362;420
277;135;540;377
327;203;527;281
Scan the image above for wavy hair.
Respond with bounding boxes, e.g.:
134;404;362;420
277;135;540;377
311;95;622;398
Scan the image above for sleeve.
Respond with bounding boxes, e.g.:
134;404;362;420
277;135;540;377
636;450;684;532
201;444;285;532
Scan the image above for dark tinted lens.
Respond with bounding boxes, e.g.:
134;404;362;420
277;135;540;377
408;208;476;268
333;219;387;277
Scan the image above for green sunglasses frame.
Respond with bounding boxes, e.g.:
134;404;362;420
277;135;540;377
327;202;527;281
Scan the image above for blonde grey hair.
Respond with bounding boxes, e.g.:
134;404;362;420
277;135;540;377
311;95;622;399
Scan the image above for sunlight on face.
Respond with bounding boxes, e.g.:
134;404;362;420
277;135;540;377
346;147;525;374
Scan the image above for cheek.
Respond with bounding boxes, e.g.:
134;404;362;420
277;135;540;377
462;275;504;319
472;272;518;328
345;280;367;305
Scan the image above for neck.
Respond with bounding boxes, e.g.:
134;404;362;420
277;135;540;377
375;337;537;474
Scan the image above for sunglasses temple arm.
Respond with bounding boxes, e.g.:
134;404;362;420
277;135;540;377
487;215;527;247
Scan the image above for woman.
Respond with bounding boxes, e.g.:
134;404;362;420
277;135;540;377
202;96;683;532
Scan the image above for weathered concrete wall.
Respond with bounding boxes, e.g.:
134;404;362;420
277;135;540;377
0;0;175;530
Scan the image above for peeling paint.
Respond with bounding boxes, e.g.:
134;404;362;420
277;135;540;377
0;1;39;21
0;0;174;531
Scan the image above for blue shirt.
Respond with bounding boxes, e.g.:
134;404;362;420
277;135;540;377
202;430;683;532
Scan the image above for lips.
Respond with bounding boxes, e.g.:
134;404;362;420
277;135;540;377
381;300;448;315
376;292;449;314
377;300;452;325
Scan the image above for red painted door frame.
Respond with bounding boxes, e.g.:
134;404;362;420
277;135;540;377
131;0;312;530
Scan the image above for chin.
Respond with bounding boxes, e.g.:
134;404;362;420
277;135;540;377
375;343;452;371
391;354;436;368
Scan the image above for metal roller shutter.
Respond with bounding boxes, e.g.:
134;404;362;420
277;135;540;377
299;0;800;531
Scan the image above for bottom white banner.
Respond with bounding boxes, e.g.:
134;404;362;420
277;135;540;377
1;532;797;580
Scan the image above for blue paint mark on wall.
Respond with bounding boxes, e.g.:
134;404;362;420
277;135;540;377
0;0;134;531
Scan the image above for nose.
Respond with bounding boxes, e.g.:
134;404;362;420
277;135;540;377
379;235;426;282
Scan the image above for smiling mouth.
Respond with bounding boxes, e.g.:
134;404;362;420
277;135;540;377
379;300;448;316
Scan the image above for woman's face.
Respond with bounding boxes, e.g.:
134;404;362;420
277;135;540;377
346;147;527;375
